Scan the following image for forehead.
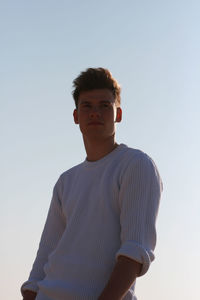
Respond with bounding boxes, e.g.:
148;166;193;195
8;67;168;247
78;89;115;103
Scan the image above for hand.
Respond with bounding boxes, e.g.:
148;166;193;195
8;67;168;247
98;256;142;300
23;290;37;300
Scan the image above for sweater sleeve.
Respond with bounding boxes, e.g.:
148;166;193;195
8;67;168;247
21;177;66;296
116;153;162;276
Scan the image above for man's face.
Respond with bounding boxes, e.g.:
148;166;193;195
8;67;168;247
73;89;122;140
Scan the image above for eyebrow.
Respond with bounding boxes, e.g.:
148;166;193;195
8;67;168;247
80;100;113;105
79;101;91;105
99;100;113;103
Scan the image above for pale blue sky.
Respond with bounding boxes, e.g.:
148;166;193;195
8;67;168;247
1;1;200;299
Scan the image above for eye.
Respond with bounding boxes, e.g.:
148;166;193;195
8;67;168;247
100;102;111;109
80;103;91;111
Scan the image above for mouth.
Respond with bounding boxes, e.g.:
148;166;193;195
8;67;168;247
88;122;104;126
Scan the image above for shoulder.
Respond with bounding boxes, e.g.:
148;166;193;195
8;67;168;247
119;145;155;170
119;145;162;184
60;162;84;179
53;162;85;192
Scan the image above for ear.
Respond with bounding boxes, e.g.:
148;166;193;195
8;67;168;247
115;107;122;123
73;109;79;124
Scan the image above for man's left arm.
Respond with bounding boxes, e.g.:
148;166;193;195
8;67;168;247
98;255;142;300
100;153;162;299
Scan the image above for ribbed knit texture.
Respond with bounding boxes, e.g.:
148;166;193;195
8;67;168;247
21;144;162;300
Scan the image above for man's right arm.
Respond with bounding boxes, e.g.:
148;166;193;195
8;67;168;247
21;178;66;297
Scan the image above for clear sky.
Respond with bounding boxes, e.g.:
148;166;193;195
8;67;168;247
1;0;199;299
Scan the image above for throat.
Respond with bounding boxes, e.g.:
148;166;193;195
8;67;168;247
84;138;118;162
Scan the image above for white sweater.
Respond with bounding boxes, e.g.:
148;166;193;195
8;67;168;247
21;144;162;300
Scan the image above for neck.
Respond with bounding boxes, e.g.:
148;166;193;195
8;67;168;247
83;136;119;162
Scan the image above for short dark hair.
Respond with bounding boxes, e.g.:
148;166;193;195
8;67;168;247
72;68;121;108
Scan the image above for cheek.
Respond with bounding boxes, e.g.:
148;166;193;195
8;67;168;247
78;116;88;130
108;110;116;122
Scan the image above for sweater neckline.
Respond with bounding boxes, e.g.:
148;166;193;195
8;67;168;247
83;144;127;168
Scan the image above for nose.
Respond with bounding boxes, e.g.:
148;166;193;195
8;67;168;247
89;106;101;118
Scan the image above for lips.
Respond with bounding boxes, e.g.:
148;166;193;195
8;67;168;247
88;122;104;125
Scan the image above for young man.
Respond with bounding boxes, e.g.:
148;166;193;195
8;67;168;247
21;68;162;300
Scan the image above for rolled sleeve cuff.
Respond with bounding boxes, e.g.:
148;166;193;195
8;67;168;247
116;241;155;276
21;280;39;296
